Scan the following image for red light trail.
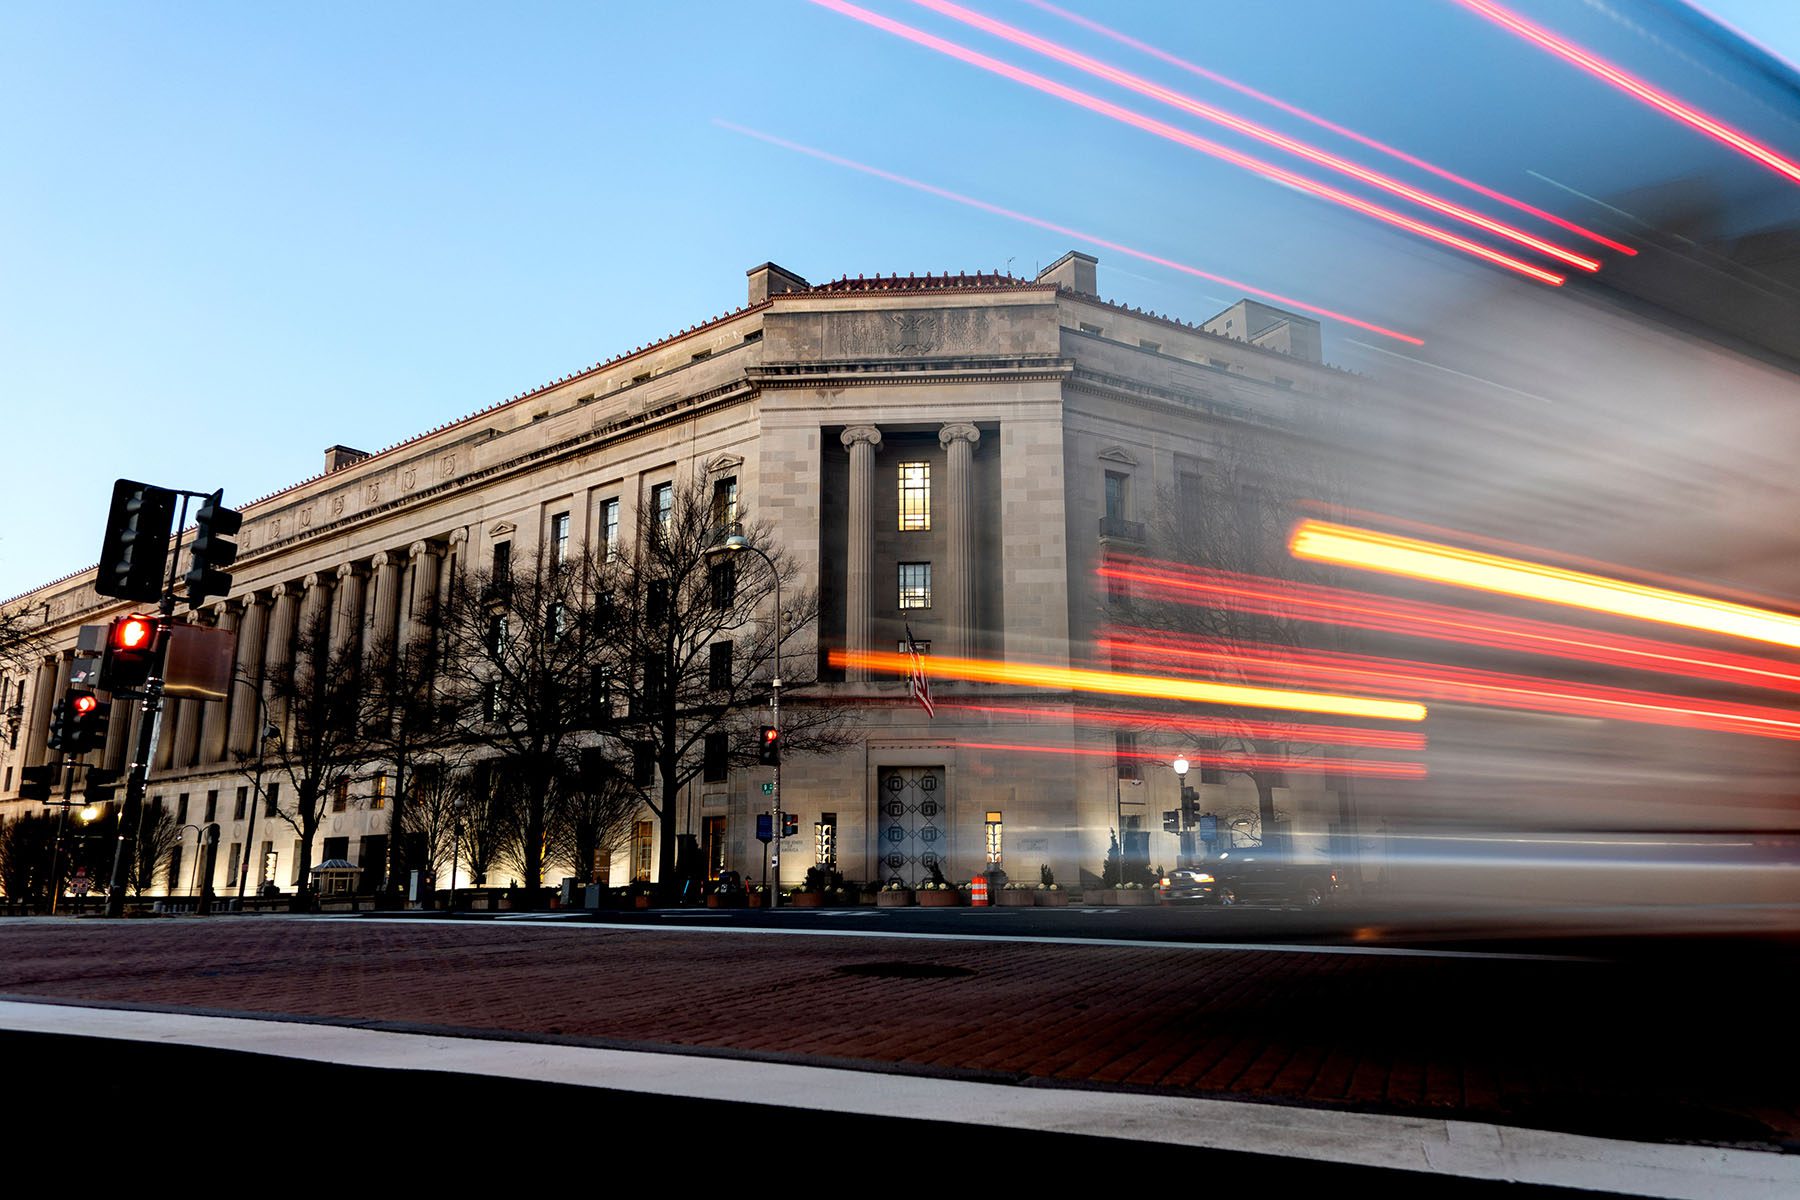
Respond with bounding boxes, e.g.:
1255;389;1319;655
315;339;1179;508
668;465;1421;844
953;739;1428;778
1104;558;1800;697
912;0;1601;272
716;121;1425;344
945;700;1428;750
1106;631;1800;743
811;0;1567;285
1020;0;1635;255
1455;0;1800;189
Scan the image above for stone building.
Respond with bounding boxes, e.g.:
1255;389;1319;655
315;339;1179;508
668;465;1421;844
0;251;1366;897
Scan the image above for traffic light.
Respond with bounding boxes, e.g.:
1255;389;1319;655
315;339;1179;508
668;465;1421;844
1163;809;1180;833
758;725;780;765
1180;786;1199;828
69;692;109;755
86;768;121;803
96;479;177;602
779;811;798;838
18;765;55;801
46;695;72;752
184;489;242;608
99;614;159;694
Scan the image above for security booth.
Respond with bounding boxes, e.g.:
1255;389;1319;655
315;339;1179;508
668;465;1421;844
310;859;360;897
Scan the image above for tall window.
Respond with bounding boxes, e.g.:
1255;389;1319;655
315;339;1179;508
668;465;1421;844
204;790;218;823
651;482;673;536
709;559;735;610
332;780;349;813
703;732;728;782
547;602;567;641
265;781;280;818
492;540;511;583
1104;470;1130;522
633;820;654;882
898;562;932;610
711;477;738;530
233;787;248;821
549;511;570;567
1115;731;1141;781
168;845;184;894
703;815;727;881
601;499;621;561
898;462;931;531
225;843;241;889
176;793;188;824
370;774;387;811
709;641;733;691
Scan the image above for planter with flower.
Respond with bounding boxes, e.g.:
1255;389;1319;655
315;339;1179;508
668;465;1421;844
746;884;768;908
916;880;963;907
1105;881;1157;906
1034;865;1069;907
791;865;842;908
876;880;914;907
997;882;1037;907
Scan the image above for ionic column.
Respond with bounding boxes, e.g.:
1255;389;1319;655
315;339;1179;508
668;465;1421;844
265;582;299;734
24;656;59;768
170;620;203;770
299;572;331;651
227;594;269;757
403;540;441;649
199;602;236;764
439;528;468;615
331;563;367;659
840;425;882;682
939;423;981;659
370;551;402;655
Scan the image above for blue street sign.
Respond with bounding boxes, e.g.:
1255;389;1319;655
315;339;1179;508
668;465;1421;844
756;813;773;843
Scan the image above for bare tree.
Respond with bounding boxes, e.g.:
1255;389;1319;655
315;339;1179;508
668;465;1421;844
439;546;613;894
128;803;180;896
259;609;366;902
596;479;853;897
548;750;642;886
0;600;48;677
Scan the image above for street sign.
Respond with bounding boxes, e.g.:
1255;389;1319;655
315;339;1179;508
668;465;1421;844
755;813;772;843
761;781;774;795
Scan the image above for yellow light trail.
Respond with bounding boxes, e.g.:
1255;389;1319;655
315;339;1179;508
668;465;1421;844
831;648;1426;722
1289;519;1800;649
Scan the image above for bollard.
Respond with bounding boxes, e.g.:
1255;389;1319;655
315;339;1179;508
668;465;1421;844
969;873;989;906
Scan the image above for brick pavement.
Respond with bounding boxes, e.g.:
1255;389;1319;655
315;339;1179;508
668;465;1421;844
0;918;1794;1151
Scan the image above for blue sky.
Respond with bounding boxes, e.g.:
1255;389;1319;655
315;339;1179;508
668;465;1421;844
5;0;1800;599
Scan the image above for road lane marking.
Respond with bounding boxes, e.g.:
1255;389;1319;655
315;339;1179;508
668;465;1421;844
0;1001;1784;1198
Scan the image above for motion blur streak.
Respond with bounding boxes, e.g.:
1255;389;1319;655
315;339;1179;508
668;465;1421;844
1103;559;1800;695
912;0;1602;272
1021;0;1637;255
1289;519;1800;650
716;121;1425;344
952;740;1428;778
944;701;1429;749
810;0;1568;285
1456;0;1800;187
828;648;1428;721
1109;633;1800;741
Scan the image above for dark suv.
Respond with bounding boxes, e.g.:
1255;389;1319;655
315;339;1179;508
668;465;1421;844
1209;849;1337;907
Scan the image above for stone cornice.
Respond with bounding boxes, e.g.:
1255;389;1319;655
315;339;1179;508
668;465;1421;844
750;356;1070;388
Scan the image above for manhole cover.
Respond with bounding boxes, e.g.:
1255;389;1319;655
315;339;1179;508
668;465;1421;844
833;961;976;980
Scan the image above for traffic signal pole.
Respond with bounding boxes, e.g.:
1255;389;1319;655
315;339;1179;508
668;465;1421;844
47;755;75;916
104;492;190;919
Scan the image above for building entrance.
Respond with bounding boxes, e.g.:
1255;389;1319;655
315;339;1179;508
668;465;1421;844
877;765;947;885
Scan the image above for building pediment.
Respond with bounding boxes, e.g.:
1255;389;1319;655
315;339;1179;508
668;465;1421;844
1097;446;1139;466
706;453;744;474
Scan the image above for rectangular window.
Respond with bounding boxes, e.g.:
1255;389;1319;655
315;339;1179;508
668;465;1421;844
291;841;303;885
643;657;666;709
633;820;654;882
546;602;567;641
709;641;733;691
549;511;570;566
492;540;511;583
709;560;735;610
1178;472;1206;534
265;782;280;818
226;843;241;889
167;845;184;894
898;462;931;531
633;744;655;788
898;562;932;610
1104;471;1130;522
370;774;387;811
591;668;614;725
487;613;508;655
647;580;669;627
601;499;621;561
322;836;349;862
176;793;188;824
234;787;248;822
1115;731;1141;782
332;780;349;813
703;815;727;881
703;732;728;782
204;790;218;824
711;477;738;531
651;482;673;536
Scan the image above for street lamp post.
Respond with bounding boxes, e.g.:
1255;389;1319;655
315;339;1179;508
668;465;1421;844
176;823;205;900
1114;763;1142;886
448;796;466;909
1173;756;1190;868
238;717;281;900
713;534;781;909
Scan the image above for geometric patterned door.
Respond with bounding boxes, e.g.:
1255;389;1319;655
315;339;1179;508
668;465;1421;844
877;765;947;886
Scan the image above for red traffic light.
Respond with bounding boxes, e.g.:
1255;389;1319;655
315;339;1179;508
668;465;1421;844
758;724;780;765
114;615;154;650
72;694;98;717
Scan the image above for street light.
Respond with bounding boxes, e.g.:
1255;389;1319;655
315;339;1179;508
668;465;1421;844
712;533;783;909
238;718;281;900
1172;756;1190;868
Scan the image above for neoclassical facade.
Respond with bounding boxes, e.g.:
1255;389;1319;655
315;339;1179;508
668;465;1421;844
0;251;1366;896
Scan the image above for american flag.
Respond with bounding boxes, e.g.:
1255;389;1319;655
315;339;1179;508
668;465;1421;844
905;623;934;719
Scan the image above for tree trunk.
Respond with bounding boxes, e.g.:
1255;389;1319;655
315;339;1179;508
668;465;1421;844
657;754;679;900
